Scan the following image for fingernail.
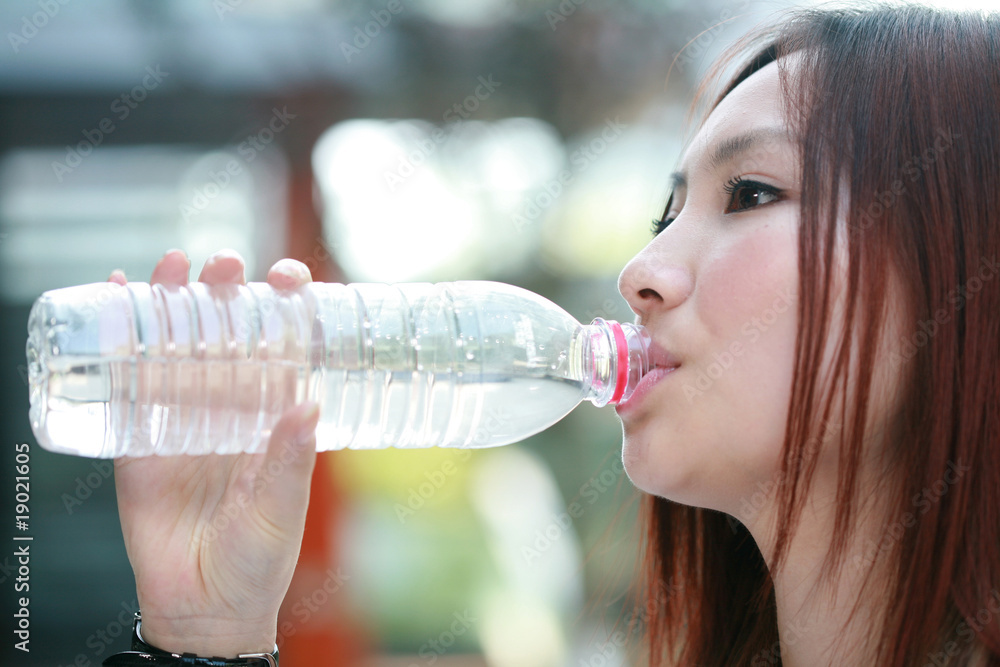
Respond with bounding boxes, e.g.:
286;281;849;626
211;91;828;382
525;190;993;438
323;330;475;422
208;249;245;281
208;248;242;263
295;402;320;444
272;258;311;282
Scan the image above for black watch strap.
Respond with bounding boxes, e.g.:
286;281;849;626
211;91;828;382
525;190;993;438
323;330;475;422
102;612;278;667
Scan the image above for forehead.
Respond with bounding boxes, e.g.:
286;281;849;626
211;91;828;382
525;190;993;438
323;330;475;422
680;59;791;172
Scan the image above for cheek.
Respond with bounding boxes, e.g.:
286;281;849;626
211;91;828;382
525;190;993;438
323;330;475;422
694;225;799;458
698;224;797;344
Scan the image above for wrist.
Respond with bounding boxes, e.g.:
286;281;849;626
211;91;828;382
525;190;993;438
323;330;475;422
138;611;278;658
102;612;279;667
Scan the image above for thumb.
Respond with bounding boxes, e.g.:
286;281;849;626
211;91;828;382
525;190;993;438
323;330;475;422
253;401;320;531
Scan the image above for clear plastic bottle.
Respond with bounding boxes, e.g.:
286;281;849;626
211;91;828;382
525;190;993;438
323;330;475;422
26;280;650;458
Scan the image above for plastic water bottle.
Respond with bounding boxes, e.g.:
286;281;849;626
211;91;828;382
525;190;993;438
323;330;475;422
26;280;650;458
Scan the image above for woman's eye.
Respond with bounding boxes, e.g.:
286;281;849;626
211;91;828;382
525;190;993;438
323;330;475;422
652;178;781;236
723;177;781;214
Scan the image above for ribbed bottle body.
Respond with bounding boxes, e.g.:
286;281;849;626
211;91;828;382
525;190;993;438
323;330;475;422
27;280;599;457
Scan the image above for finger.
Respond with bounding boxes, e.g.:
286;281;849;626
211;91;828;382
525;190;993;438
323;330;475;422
253;402;320;531
107;269;127;286
151;249;191;286
198;248;246;285
267;258;312;291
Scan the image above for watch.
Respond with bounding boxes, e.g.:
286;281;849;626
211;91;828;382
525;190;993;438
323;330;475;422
102;612;279;666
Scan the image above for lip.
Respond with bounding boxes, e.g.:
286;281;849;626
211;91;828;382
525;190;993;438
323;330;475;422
615;341;681;415
645;341;682;371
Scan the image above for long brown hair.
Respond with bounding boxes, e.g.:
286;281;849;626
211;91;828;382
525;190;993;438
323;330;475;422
642;5;1000;665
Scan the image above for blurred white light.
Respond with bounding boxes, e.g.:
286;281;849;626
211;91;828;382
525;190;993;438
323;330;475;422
479;591;566;667
797;0;999;11
312;117;565;283
0;145;286;303
910;0;999;10
469;447;583;667
414;0;512;27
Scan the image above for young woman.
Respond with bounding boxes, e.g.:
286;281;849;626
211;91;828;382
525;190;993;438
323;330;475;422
623;5;1000;665
102;4;1000;666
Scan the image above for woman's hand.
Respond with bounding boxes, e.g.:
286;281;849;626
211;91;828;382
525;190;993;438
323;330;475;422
109;249;319;658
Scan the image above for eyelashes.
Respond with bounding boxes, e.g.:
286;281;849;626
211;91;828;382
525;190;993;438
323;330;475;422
651;216;674;236
721;176;781;214
651;177;784;236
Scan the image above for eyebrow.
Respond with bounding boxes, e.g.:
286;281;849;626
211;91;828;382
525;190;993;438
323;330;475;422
668;127;792;190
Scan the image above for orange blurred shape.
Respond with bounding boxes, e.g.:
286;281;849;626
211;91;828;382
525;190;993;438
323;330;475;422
277;451;370;665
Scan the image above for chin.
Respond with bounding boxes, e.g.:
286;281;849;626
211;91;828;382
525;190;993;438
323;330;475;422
621;430;733;511
620;432;651;492
621;431;688;500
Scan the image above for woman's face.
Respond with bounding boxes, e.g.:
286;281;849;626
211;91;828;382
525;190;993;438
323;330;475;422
616;59;806;513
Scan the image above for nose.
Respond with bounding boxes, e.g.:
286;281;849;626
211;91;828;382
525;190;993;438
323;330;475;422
617;239;693;323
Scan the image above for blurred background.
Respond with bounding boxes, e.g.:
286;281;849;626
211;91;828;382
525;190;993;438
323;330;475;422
0;0;980;665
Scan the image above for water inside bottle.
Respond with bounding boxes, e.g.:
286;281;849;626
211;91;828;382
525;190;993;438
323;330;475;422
30;354;588;457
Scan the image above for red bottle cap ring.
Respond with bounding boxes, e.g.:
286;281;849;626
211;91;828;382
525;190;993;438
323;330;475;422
609;321;628;404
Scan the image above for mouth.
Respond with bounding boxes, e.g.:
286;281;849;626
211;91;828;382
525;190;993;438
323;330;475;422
615;341;680;413
647;342;681;373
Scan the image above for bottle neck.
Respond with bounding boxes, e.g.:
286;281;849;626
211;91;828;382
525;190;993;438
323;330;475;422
581;318;650;407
